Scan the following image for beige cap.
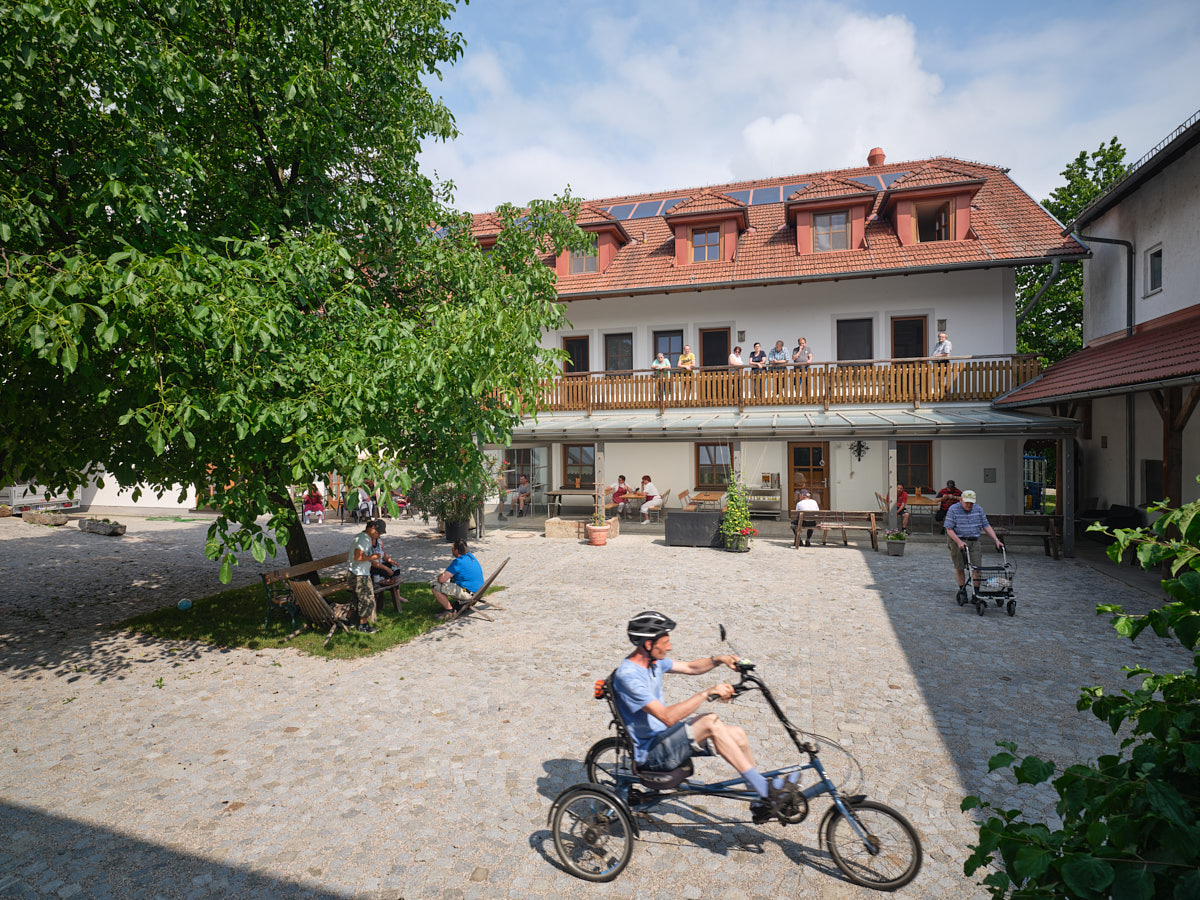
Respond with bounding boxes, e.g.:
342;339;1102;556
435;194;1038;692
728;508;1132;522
960;490;977;503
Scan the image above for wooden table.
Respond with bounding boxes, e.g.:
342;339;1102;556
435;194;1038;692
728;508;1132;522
904;493;938;533
545;488;601;517
691;491;725;509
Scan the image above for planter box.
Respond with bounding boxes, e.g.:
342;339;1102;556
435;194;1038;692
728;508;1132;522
665;510;723;548
886;540;906;556
544;516;620;540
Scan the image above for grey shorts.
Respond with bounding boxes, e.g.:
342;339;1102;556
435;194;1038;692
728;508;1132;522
431;580;474;603
643;716;714;771
949;537;983;571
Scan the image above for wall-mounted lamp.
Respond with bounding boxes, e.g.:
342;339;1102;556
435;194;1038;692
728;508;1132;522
849;440;869;461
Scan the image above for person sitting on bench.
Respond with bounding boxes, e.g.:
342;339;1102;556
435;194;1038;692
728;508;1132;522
368;520;401;585
430;539;484;621
508;475;532;517
792;488;819;547
302;484;325;524
613;611;794;824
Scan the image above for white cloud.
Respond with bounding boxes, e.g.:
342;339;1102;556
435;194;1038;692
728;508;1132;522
420;0;1200;211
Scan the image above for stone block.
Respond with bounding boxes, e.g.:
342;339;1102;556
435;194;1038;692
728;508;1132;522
78;519;127;536
22;511;68;526
543;516;619;539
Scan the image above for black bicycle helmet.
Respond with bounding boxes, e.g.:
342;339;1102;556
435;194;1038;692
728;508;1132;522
628;610;676;646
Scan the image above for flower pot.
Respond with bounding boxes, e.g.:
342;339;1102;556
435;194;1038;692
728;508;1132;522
886;540;906;556
724;535;750;553
586;524;610;546
444;519;471;543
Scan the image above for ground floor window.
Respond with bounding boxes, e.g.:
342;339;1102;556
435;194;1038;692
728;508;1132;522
696;443;732;489
562;444;595;488
897;441;932;493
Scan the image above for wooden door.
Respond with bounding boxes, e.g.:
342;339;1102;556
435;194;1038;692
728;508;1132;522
699;328;730;368
788;442;829;510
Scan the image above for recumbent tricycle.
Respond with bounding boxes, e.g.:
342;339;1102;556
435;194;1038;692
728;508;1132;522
547;626;923;890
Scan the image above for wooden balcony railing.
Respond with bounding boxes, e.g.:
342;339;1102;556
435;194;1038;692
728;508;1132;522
535;355;1041;414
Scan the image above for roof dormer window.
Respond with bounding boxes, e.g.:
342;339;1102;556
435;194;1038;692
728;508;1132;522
569;236;600;274
915;200;951;243
692;227;721;262
813;211;850;252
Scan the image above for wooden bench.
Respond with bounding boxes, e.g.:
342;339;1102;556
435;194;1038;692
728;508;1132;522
989;514;1063;559
804;510;879;551
262;552;405;626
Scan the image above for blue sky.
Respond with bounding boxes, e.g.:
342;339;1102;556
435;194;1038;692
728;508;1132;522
419;0;1200;212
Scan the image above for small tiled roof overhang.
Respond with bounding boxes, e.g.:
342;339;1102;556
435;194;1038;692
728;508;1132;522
996;308;1200;407
512;405;1078;443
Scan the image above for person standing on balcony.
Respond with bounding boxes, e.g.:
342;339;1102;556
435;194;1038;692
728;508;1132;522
677;344;697;372
748;342;767;369
652;351;671;400
728;346;744;367
792;337;812;367
932;332;952;361
767;340;789;367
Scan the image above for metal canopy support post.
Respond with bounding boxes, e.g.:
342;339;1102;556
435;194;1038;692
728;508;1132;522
1062;436;1075;558
887;440;898;531
595;442;606;521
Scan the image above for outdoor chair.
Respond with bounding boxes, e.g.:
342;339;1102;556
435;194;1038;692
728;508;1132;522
448;557;510;623
285;579;355;647
529;483;548;517
648;489;670;523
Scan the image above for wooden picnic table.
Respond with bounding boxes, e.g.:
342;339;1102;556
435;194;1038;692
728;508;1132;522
904;493;937;532
691;491;725;509
545;487;602;517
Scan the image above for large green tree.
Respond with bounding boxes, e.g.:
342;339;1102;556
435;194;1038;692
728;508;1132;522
0;1;586;580
1016;139;1128;367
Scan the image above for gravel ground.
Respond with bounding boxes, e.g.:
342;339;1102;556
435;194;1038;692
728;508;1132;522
0;511;1188;899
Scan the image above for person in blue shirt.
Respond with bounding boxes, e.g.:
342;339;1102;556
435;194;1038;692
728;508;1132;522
614;611;793;824
430;539;485;620
944;490;1003;600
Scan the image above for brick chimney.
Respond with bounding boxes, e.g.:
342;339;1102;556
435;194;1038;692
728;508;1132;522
867;147;885;167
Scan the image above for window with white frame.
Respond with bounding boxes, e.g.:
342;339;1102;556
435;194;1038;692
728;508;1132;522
1145;244;1162;295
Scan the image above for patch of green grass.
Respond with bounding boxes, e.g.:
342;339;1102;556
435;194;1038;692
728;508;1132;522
119;582;483;659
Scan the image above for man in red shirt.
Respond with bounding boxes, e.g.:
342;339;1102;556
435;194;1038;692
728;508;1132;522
895;483;910;532
935;479;962;530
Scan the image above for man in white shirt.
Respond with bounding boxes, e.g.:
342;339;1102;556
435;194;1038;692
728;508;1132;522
639;475;662;524
792;488;820;547
932;332;952;360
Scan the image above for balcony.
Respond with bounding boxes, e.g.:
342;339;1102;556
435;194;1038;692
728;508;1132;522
536;355;1041;414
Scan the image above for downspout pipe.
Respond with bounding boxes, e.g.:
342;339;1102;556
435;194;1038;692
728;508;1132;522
1076;232;1136;503
1016;257;1061;325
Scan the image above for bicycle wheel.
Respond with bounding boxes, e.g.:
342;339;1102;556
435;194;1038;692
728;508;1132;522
824;799;922;890
585;737;632;791
551;787;635;882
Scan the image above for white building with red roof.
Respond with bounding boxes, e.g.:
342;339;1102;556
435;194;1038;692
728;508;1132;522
480;147;1087;542
999;109;1200;516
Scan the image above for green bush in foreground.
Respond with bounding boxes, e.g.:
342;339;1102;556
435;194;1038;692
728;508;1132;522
963;486;1200;898
120;581;466;660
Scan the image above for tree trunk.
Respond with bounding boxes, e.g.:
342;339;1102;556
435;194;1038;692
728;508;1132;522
268;486;316;579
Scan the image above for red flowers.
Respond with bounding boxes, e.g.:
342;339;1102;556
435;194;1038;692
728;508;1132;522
739;526;758;536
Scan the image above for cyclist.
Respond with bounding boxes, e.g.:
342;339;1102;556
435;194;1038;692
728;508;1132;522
613;611;788;821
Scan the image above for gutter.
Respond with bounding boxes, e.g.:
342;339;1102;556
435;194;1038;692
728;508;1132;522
1016;258;1062;326
556;252;1089;302
1076;233;1135;337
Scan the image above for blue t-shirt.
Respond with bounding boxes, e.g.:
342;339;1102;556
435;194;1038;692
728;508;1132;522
613;657;675;763
446;553;484;593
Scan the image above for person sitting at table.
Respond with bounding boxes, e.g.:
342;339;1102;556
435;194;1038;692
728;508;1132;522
791;488;820;547
677;344;697;373
639;475;662;524
430;538;485;621
302;484;325;525
609;475;631;519
355;483;378;521
935;479;962;532
508;474;532;517
894;482;911;532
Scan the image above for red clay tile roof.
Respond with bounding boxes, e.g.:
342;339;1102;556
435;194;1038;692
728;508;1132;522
788;174;878;202
663;190;746;217
471;212;503;238
575;203;618;225
887;161;985;190
997;308;1200;406
471;155;1086;297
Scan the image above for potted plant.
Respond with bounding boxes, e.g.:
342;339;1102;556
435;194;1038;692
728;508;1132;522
718;479;757;552
586;509;610;546
411;482;485;542
885;528;907;556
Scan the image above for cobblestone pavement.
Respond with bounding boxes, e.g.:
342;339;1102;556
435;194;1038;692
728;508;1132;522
0;514;1189;898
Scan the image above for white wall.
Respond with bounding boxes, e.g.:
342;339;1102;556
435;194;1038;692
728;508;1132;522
1082;141;1200;342
549;268;1015;367
81;470;198;510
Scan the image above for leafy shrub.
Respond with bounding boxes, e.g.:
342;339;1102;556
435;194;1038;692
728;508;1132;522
718;478;757;548
962;484;1200;898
